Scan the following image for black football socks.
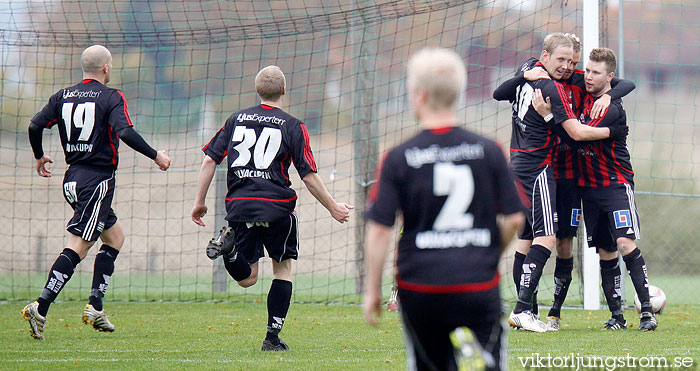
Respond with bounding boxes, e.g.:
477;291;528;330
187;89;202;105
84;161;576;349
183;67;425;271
89;245;119;311
37;248;82;316
548;257;574;318
265;279;292;344
512;251;526;294
600;258;624;321
623;248;652;313
223;253;252;282
514;244;550;314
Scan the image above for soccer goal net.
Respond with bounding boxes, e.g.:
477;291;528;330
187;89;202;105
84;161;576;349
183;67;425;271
1;0;698;307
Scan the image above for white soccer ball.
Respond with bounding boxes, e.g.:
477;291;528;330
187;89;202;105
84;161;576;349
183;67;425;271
634;285;666;314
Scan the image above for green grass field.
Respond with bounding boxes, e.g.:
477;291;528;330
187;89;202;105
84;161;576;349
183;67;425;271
1;301;698;370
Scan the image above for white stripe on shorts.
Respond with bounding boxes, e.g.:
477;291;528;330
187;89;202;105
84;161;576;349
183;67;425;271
624;183;641;239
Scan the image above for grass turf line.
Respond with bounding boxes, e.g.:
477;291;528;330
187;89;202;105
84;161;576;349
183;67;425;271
1;302;698;370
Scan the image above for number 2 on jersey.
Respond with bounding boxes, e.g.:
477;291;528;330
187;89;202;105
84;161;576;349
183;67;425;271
432;162;475;230
62;102;96;141
231;126;282;169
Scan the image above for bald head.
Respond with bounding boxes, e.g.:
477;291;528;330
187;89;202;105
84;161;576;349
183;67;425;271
81;45;112;74
255;66;286;101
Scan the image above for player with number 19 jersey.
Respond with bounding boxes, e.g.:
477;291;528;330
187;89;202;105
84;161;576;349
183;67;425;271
367;127;523;290
203;104;317;222
30;79;134;168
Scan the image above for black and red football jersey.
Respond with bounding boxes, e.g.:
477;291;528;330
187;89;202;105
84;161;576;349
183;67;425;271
366;127;523;292
30;79;134;167
509;73;577;173
203;104;317;222
577;95;634;187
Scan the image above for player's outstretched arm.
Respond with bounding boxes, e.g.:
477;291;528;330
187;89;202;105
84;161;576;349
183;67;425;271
118;127;170;171
191;155;217;227
301;172;353;223
363;220;392;326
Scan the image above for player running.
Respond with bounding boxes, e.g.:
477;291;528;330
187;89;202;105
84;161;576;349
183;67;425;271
191;65;352;351
23;45;171;340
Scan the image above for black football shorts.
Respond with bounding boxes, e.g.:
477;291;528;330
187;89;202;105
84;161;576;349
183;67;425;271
581;183;641;252
514;165;558;240
556;178;582;239
229;211;299;264
398;287;506;371
63;164;118;242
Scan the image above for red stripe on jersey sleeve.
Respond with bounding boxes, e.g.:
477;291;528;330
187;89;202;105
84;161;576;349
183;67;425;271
202;123;228;163
554;81;576;119
300;123;317;172
45;118;58;129
108;125;118;165
116;90;134;127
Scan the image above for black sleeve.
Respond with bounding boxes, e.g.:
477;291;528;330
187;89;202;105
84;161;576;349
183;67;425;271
117;126;157;159
486;141;524;215
28;122;45;159
492;73;526;102
289;121;318;178
108;90;135;132
607;78;636;100
366;150;401;227
203;118;233;164
542;81;577;127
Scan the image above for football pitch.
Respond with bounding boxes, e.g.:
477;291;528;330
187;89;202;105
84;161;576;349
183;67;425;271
1;301;698;370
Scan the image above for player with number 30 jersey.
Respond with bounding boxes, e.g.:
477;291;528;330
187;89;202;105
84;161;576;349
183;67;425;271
203;104;317;222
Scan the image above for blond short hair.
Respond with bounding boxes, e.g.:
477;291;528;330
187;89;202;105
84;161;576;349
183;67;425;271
543;33;574;54
567;34;581;53
255;66;286;101
589;48;617;74
407;47;466;110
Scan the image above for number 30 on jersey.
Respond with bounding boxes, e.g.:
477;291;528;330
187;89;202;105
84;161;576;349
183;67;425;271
230;126;282;169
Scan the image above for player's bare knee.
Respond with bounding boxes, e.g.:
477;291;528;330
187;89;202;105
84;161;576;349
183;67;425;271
100;223;125;250
616;237;636;256
599;250;618;261
533;235;556;249
515;239;532;254
237;275;257;287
